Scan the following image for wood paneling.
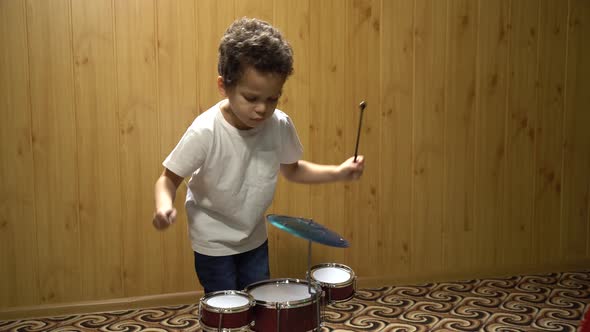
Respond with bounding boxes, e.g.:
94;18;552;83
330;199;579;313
71;0;123;301
0;0;38;307
1;0;589;313
196;0;235;112
443;0;478;272
114;0;163;297
412;0;446;277
155;0;199;293
533;0;569;264
562;0;590;261
344;0;381;277
308;0;348;270
27;0;81;304
271;0;312;279
473;0;510;268
235;0;273;23
381;0;413;278
503;0;539;268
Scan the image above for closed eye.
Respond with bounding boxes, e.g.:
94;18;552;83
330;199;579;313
242;94;280;103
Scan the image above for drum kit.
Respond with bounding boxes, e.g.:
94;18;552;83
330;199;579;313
198;214;357;332
199;101;366;331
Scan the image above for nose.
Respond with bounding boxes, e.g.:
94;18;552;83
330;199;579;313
254;102;267;115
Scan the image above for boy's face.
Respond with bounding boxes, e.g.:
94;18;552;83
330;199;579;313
218;66;285;130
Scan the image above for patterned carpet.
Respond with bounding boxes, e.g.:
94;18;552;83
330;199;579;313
1;271;589;332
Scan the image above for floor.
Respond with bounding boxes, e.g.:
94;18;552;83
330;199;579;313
1;271;588;331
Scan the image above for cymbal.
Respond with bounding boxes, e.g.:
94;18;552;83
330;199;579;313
266;214;349;248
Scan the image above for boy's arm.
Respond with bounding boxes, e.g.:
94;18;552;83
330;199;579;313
153;168;184;230
280;156;364;184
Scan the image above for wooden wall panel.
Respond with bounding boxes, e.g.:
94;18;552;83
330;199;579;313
473;0;510;268
196;0;235;112
562;0;590;261
271;0;312;279
235;0;273;23
114;0;164;297
0;0;38;307
381;0;413;278
27;0;81;304
443;0;478;272
308;0;348;269
502;0;539;268
156;0;199;293
71;0;123;301
412;0;446;277
533;0;569;264
344;0;381;277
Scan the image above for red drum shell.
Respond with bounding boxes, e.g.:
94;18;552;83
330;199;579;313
308;263;356;303
245;278;321;332
199;290;254;331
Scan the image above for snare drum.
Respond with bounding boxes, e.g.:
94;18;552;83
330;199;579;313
199;290;254;331
308;263;356;303
245;278;322;332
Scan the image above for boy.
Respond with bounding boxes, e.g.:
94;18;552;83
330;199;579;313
153;17;365;293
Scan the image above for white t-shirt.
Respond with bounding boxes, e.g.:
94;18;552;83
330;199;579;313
163;100;303;256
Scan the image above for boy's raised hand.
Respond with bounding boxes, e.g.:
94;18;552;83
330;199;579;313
337;155;365;181
153;207;177;230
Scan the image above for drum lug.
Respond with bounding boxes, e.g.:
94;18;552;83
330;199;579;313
276;303;281;332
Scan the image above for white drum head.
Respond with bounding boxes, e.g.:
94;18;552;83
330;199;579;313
312;267;351;284
249;282;316;302
205;294;250;308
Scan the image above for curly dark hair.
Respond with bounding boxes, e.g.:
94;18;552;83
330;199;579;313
218;17;294;88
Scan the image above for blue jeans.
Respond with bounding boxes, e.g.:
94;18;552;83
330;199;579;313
194;241;270;293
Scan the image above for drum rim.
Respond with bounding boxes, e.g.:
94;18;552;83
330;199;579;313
244;278;322;309
200;322;252;332
308;263;356;288
199;290;254;313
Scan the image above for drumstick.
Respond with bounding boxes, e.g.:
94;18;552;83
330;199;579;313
353;101;366;162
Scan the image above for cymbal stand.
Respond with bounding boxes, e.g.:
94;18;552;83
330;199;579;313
306;239;322;331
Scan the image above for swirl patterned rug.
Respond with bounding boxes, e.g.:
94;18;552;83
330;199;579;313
1;271;589;332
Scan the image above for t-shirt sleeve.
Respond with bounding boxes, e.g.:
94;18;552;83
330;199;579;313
163;126;210;178
279;115;303;164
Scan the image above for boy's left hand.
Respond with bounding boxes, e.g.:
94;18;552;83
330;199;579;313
337;155;365;181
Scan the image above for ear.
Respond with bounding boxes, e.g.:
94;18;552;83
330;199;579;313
217;76;227;97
